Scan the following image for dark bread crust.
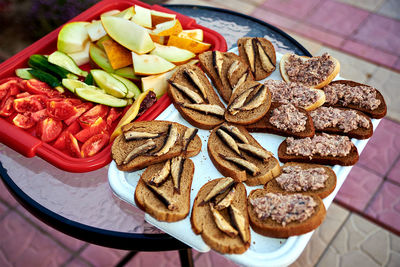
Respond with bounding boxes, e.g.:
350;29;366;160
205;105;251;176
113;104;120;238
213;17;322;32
322;80;387;119
278;135;359;166
135;158;194;222
246;102;315;138
225;81;272;125
191;179;250;254
247;189;326;238
208;123;281;185
237;37;276;80
264;162;337;199
111;121;201;171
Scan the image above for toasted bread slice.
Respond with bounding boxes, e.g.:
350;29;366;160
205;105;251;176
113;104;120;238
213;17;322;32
248;189;326;238
322;80;387;119
208;123;281;186
237;37;276;80
168;64;226;130
135;157;194;222
265;162;336;199
199;51;254;103
112;121;201;171
279;53;340;89
191;178;250;254
310;106;373;139
246;102;315;138
225;81;272;125
278;133;359;166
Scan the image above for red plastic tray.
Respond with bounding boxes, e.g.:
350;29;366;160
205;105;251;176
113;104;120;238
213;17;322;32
0;0;227;173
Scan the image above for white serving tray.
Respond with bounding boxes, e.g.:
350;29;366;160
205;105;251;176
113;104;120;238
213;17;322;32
108;52;381;267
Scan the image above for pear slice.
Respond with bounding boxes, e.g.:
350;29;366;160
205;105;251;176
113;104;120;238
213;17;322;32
91;69;128;98
132;52;175;75
131;5;152;28
76;87;128;107
101;16;154;54
111;73;141;99
150;43;195;65
114;66;140;81
62;78;103;94
57;22;90;54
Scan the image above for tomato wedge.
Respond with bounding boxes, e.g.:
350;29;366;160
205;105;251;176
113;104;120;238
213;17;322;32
64;102;92;125
0;79;21;101
13;113;35;129
25;79;60;98
81;133;109;158
53;121;81;150
78;104;109;128
66;132;81;158
0;96;15;117
75;117;108;143
47;100;77;120
106;107;122;127
14;95;47;113
36;117;63;143
31;109;48;122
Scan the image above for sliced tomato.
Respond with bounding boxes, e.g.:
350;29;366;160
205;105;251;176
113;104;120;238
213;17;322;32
106;107;122;127
14;95;47;113
66;132;81;158
47;100;77;120
36;117;63;143
31;109;48;122
66;120;81;134
64;98;83;107
75;117;108;143
0;77;22;85
0;79;21;101
16;92;31;99
0;96;15;117
64;102;92;125
25;79;60;98
53;122;81;150
81;133;109;158
12;113;35;129
78;104;109;128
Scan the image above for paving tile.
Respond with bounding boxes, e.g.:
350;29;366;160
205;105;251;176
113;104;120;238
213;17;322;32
306;0;370;36
291;23;345;49
195;250;239;267
64;258;91;267
0;178;19;207
388;158;400;184
285;31;323;56
378;0;400;20
290;203;349;267
251;7;298;31
334;165;383;211
317;213;400;266
394;57;400;72
340;40;398;69
259;0;322;20
358;119;400;176
205;0;258;15
352;13;400;55
125;251;180;267
80;244;128;266
365;181;400;232
0;211;71;266
166;0;222;7
0;201;8;218
336;0;385;12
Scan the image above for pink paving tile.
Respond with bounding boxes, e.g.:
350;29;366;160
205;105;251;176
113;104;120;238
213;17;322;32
251;7;298;31
388;158;400;184
334;165;383;211
260;0;322;20
80;244;128;266
0;201;8;217
358;119;400;176
0;211;71;266
393;57;400;72
195;250;240;267
341;40;398;68
17;206;87;252
306;0;369;36
0;179;19;207
65;258;91;267
366;181;400;233
291;23;345;48
125;251;180;267
352;13;400;55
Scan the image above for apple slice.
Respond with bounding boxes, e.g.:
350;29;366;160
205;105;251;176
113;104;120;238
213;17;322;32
150;43;195;65
167;35;211;54
89;43;114;73
114;66;140;81
91;69;128;98
57;22;90;54
132;52;175;75
152;19;182;36
151;10;176;26
178;29;203;41
111;73;141;99
68;41;90;66
101;16;154;54
142;68;177;98
131;5;152;28
86;20;107;42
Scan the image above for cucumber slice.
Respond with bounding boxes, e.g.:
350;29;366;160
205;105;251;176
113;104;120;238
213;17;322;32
90;69;127;98
114;66;140;81
28;69;64;93
48;51;88;77
76;87;128;107
62;78;104;94
84;72;94;85
15;68;35;80
28;54;78;80
111;73;141;99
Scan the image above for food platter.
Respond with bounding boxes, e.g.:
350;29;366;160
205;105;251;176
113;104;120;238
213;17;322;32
108;51;381;266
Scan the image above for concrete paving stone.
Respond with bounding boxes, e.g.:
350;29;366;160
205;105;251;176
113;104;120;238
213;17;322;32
0;178;19;207
0;211;71;266
306;0;370;36
290;203;349;267
251;8;298;32
194;250;239;267
259;0;323;20
166;0;222;7
64;258;92;267
387;158;400;184
125;251;180;267
285;31;323;56
394;57;400;72
290;23;345;49
317;213;400;266
204;0;258;14
0;201;8;218
334;165;383;212
378;0;400;20
352;13;400;55
366;67;400;122
80;244;128;266
365;181;400;233
336;0;385;12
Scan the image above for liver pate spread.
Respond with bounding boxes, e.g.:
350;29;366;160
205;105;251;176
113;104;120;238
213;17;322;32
250;193;317;226
324;83;381;110
284;53;335;86
269;103;307;133
265;80;320;109
286;133;352;158
311;107;370;132
276;165;328;192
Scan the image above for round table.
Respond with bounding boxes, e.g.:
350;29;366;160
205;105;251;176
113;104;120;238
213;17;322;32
0;4;311;266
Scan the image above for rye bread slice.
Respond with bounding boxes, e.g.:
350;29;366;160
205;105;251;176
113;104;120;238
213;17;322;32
264;162;337;199
322;80;387;119
311;106;373;139
225;80;272;125
191;179;250;254
237;37;276;80
278;134;359;166
112;121;201;171
168;64;225;130
199;51;254;103
248;189;326;238
135;157;194;222
246;102;315;138
208;123;281;186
